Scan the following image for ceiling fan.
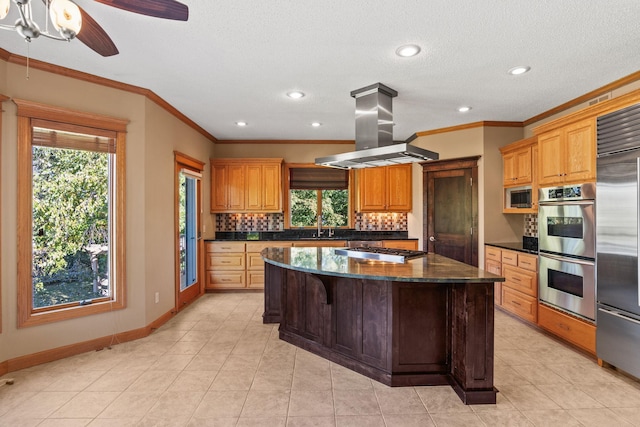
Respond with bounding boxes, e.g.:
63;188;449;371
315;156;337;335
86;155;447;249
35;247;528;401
0;0;189;57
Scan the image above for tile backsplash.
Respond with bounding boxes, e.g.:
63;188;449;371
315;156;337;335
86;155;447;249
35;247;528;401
524;213;538;237
355;212;408;232
215;212;408;232
216;213;284;232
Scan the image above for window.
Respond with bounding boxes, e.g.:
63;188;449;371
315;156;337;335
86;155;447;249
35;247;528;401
287;165;351;228
16;99;127;327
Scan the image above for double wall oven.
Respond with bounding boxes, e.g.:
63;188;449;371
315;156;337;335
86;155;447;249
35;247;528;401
538;183;596;321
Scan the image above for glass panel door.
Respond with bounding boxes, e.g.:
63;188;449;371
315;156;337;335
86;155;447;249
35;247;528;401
179;172;198;290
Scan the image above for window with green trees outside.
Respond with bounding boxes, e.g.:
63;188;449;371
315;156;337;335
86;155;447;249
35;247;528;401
289;167;349;228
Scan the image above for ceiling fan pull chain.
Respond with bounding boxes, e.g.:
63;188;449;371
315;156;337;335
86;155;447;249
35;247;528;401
26;41;30;80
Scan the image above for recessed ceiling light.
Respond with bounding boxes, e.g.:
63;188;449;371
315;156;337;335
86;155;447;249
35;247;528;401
508;66;531;76
287;91;305;99
457;106;472;113
311;122;322;127
235;121;247;127
396;44;421;57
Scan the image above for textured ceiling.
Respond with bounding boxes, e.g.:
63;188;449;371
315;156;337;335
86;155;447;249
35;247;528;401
2;1;640;142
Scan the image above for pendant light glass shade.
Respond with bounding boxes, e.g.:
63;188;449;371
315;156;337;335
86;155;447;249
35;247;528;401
0;0;10;20
49;0;82;39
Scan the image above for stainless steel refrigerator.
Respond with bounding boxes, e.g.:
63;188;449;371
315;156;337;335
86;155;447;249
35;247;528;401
596;102;640;378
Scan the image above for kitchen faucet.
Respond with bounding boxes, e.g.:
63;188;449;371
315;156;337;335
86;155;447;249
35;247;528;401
317;214;324;237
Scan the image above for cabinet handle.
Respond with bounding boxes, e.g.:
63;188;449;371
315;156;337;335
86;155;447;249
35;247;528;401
512;276;522;282
511;300;521;306
557;322;570;331
221;261;231;264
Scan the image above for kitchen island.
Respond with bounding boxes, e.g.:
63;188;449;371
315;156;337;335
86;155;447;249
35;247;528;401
261;247;504;404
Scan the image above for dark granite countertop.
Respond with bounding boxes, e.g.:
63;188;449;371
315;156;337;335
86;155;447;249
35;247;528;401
207;230;416;242
261;247;504;283
485;241;538;255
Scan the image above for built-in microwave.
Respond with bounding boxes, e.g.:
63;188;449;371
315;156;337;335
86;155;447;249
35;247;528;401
505;186;532;209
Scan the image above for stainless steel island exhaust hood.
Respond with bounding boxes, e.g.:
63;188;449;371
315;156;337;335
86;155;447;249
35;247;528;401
315;83;439;169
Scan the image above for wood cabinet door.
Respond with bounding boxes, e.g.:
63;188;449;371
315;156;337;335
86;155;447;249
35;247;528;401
358;167;386;211
210;164;229;212
515;147;532;183
245;164;262;210
538;130;564;186
564;118;596;183
386;164;412;211
227;164;245;211
502;152;517;185
261;163;282;211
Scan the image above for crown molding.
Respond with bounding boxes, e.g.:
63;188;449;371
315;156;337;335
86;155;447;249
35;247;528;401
415;121;523;137
0;48;217;142
214;139;354;145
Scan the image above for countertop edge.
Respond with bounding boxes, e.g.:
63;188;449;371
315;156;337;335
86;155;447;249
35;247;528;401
262;249;505;283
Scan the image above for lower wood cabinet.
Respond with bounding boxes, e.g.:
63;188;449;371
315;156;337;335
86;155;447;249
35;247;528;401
538;303;596;355
382;240;419;250
206;242;246;289
207;239;416;290
484;244;596;355
484;245;538;323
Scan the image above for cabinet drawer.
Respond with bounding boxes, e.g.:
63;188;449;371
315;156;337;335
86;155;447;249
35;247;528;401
247;252;264;270
485;259;502;276
503;266;537;297
501;287;537;323
501;250;518;266
293;240;346;247
206;271;246;288
382;240;419;250
246;241;293;252
206;242;245;253
206;253;245;270
247;271;264;288
486;246;502;262
518;253;538;272
538;304;596;354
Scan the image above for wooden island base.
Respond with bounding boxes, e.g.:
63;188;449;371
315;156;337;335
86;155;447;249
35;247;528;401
264;262;497;405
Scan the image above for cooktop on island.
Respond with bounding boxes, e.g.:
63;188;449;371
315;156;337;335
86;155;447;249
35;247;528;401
334;247;426;263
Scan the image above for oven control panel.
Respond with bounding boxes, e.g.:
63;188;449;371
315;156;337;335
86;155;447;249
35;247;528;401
539;182;596;202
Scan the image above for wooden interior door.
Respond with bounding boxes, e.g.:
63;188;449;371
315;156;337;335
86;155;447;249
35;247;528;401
423;157;479;266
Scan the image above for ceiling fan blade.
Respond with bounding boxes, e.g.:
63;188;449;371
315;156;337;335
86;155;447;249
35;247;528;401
76;5;119;57
94;0;189;21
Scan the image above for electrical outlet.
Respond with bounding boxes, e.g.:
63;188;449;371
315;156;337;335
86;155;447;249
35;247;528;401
155;292;159;304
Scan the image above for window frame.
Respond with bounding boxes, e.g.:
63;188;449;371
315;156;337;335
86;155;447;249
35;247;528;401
284;163;355;229
15;99;128;328
0;94;8;333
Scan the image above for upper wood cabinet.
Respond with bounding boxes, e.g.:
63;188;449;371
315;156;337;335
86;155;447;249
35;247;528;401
211;163;245;212
245;162;282;211
537;117;596;186
502;146;532;186
500;137;538;214
211;158;283;213
357;164;412;212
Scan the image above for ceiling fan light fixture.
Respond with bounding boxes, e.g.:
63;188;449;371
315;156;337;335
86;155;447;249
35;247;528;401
0;0;10;20
49;0;82;39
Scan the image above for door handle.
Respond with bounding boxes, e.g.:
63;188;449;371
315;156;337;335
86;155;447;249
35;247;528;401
429;236;436;242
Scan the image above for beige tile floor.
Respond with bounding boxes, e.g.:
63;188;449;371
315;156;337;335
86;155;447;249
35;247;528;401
2;292;640;426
